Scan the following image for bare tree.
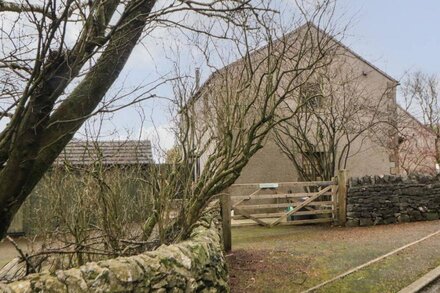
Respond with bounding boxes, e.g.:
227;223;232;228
140;13;342;241
0;1;345;278
395;105;436;174
0;0;274;239
401;71;440;169
0;139;156;281
274;59;395;181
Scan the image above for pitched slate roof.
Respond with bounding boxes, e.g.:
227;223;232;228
55;140;153;166
194;22;398;101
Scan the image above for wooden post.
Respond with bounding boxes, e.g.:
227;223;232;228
221;193;232;252
331;176;337;222
337;169;348;226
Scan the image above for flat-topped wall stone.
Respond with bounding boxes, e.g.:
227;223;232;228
0;208;228;292
346;175;440;227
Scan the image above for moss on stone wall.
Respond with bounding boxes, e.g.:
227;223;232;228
0;208;228;292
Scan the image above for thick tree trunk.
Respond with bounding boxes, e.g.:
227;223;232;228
0;0;156;239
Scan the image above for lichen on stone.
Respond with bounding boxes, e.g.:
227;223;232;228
0;207;229;292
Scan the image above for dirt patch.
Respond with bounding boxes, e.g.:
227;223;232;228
227;249;311;292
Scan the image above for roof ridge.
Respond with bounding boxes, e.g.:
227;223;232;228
195;21;398;96
396;104;437;136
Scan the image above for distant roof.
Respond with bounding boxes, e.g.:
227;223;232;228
55;140;153;166
396;104;437;136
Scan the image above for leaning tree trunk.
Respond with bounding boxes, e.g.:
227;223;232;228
0;0;157;239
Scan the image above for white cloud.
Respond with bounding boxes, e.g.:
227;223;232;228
142;123;176;162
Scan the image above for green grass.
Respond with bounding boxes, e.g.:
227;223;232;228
227;220;440;293
317;235;440;293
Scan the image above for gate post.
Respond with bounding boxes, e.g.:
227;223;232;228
331;177;338;222
337;169;348;226
221;193;232;252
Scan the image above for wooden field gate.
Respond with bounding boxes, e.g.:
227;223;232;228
221;170;348;251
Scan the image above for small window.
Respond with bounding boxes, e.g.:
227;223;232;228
299;82;323;109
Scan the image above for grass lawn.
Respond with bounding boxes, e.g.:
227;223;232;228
227;220;440;293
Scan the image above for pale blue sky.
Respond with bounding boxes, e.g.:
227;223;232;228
80;0;440;154
339;0;440;79
0;1;436;160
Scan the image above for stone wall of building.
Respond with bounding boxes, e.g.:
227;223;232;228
346;175;440;227
0;208;228;292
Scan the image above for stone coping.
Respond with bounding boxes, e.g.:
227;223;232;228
0;208;228;292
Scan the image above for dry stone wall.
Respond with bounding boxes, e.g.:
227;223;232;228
0;208;228;292
346;175;440;227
